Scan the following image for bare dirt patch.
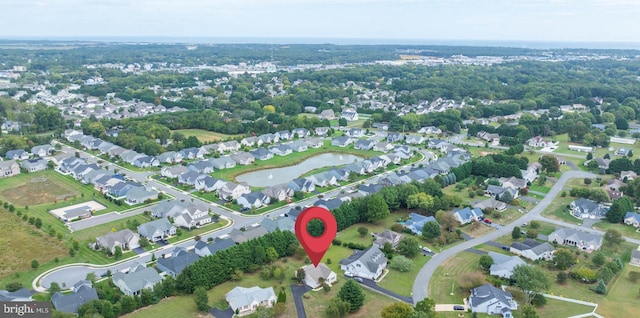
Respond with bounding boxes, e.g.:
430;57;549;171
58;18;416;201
0;176;76;206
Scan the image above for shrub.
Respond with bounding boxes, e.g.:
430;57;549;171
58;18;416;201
389;255;413;272
531;294;547;307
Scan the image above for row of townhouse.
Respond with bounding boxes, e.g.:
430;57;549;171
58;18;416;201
56;157;159;207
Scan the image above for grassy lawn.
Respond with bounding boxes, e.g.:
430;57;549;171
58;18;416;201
537;297;595;317
592;221;640;241
541;196;583;225
596;265;640;317
170;129;242;143
209;140;382;181
122;295;202;318
429;252;484;304
378;254;430;296
0;209;68;280
529;184;551;194
461;222;495;238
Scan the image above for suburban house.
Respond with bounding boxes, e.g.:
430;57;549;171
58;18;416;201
305;137;324;148
179;147;205;160
20;158;48;172
258;133;279;145
241;136;261;148
354;139;375;150
340;108;358;121
31;144;54;157
276;130;292;140
314;127;330;136
452;207;484;225
177;170;205;186
173;205;212;229
292;128;310;138
510;238;555;261
485;185;518;202
156;151;183;164
231;152;255;165
340;246;388;280
476;131;501;145
307;172;338;187
229;226;269;244
187;160;214;174
0;160;20;178
194;237;235;258
0;288;33;302
150;200;190;218
195;176;227;192
621;170;637;181
387;132;404;143
488;251;527;279
95;229;140;254
418;126;442;135
468;284;517;318
218;182;251;201
237;191;271;209
137;218;176;242
160;165;188;179
288;178;315;193
569;198;608;219
331;136;353;147
269;144;292;156
261;216;295;233
250;147;274;161
548;227;603;251
372;230;404;249
319;109;335;120
156;248;200;277
133;156;159;168
124;186;158;205
624;211;640;227
374;142;394;152
5;149;29;160
210;156;236;170
262;184;294;202
405;135;425;145
499;177;528;190
51;281;98;314
616;147;632;156
226;286;277;316
527;136;557;148
473;198;507;212
112;263;163;296
404;213;438;235
346;128;364;138
299;263;337;289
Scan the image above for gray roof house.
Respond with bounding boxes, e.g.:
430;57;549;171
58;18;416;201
133;156;159;168
289;140;308;152
195;176;227;193
5;149;29;160
250;147;274;160
354;139;375;150
288;178;315;193
488;251;527;279
262;184;294;201
548;227;603;251
276;130;292;140
261;216;295;233
177;170;206;185
468;284;517;318
346;128;364;138
315;127;330;136
373;230;404;249
405;135;425;145
331;136;353;147
231;152;255;165
0;288;34;301
292;128;310;138
112;263;162;296
161;165;189;178
209;156;236;170
624;211;640;227
95;229;140;254
194;237;235;257
157;151;183;164
150;200;190;218
20;158;48;172
0;160;20;178
374;141;394;152
137;218;176;242
241;136;261;148
156;249;200;277
269;144;292;156
174;205;212;229
51;282;98;314
340;246;388;280
229;226;269;244
124;186;158;205
305;137;323;148
570;198;608;219
226;286;277;316
453;207;484;225
387;132;404;143
218;182;251;201
307;172;338;187
179;147;205;160
31;144;54;157
510;238;555;261
187;160;214;174
300;263;337;289
404;213;438;235
631;248;640;267
237;191;271;209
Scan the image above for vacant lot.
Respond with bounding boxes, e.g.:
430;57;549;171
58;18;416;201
170;129;241;143
0;209;68;279
0;173;76;206
597;265;640;317
429;252;484;304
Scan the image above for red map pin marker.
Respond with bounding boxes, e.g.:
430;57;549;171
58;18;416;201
295;206;337;267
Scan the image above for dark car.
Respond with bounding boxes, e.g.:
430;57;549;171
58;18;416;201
239;207;250;212
453;305;465;311
502;246;510;251
354;277;364;283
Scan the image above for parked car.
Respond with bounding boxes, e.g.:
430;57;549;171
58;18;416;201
419;245;432;253
454;305;465;311
354;277;364;283
502;246;510;251
484;218;492;224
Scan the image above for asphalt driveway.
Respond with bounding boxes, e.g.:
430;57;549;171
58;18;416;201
290;284;312;318
210;307;233;318
358;278;413;303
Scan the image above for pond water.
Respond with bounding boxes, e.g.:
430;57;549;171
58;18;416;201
235;153;363;187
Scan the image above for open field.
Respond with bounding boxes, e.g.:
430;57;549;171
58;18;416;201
429;252;483;304
593;220;640;241
170;129;242;143
541;195;582;225
596;265;640;317
0;209;68;279
0;174;77;206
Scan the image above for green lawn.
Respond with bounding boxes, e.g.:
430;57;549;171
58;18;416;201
541;196;583;225
209;140;383;181
596;264;640;317
378;254;430;296
429;252;484;304
592;221;640;240
122;295;199;318
170;129;242;143
529;184;551;194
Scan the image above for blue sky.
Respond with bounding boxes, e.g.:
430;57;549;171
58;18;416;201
1;0;639;43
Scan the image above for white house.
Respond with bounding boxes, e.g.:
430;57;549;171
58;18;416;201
226;286;277;316
339;246;387;280
468;284;517;318
299;263;337;289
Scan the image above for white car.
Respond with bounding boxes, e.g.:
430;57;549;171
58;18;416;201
419;245;432;253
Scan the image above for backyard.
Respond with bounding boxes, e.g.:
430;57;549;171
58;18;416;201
170;129;242;143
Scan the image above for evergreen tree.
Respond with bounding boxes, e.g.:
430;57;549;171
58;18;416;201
194;286;209;312
595;279;607;294
338;280;365;312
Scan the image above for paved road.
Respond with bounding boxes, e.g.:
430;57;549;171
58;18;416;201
411;170;596;304
290;284;312;318
68;204;153;231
